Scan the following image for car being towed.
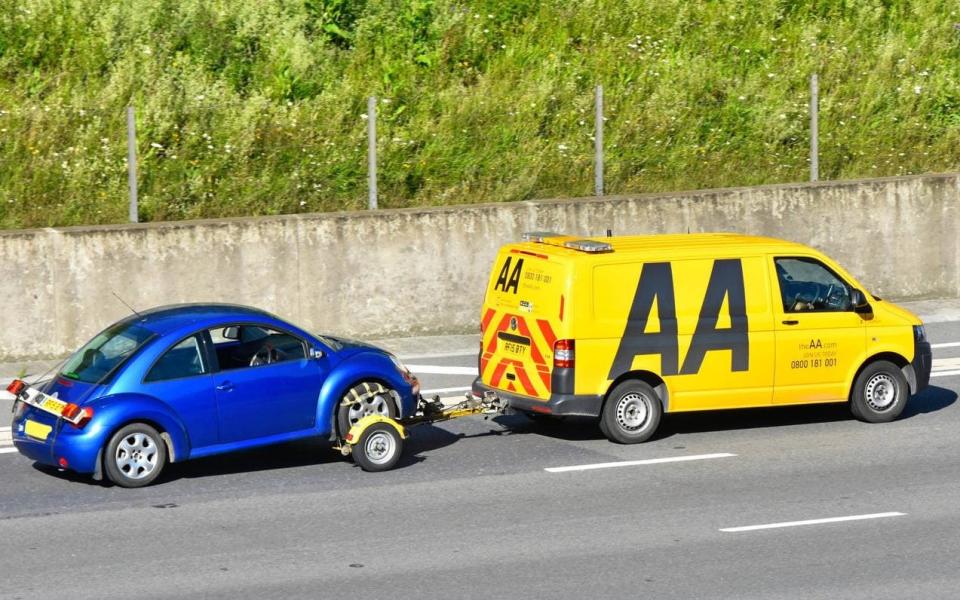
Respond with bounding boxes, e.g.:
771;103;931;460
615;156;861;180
10;304;419;487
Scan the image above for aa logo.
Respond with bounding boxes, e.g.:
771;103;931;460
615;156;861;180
609;259;749;379
494;257;524;294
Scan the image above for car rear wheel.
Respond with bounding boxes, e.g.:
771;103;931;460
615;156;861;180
337;382;398;437
600;380;662;444
850;360;908;423
104;423;167;488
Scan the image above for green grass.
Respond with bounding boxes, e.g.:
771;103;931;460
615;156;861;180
1;0;958;228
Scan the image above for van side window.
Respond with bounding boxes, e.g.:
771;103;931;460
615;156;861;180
775;257;852;313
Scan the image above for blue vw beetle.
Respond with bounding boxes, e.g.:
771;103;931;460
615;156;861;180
10;304;419;487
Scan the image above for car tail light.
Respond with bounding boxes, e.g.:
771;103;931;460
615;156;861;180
58;457;69;469
7;379;26;396
554;339;575;369
62;403;94;428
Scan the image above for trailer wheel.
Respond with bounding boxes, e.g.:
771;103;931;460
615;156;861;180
353;423;404;472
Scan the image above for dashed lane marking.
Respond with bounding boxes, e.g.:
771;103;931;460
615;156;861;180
407;365;479;376
545;453;736;473
720;512;905;533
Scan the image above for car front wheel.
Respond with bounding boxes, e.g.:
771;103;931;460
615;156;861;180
337;382;398;437
103;423;167;488
850;360;908;423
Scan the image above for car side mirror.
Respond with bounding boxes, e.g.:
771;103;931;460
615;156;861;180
309;347;325;360
850;289;872;314
222;326;240;340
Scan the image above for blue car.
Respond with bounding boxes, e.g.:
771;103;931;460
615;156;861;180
9;304;420;487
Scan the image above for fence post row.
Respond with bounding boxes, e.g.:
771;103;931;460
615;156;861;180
126;106;139;223
810;73;819;183
367;96;378;210
594;84;604;197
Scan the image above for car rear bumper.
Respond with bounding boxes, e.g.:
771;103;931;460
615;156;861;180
471;378;602;417
11;405;102;473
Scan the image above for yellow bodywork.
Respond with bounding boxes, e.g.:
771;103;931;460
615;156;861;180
479;233;921;412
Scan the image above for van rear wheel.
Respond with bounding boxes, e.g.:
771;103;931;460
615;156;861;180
600;380;662;444
850;360;908;423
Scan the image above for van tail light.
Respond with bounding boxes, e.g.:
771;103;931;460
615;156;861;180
62;403;94;428
7;379;26;397
554;339;575;369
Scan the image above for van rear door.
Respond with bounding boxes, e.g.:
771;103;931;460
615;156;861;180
480;247;567;400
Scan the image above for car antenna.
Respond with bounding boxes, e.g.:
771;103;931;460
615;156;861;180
113;291;145;322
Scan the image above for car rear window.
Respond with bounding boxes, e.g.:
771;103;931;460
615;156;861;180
60;322;155;384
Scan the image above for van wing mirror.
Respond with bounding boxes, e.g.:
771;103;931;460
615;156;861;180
850;289;872;313
222;326;240;340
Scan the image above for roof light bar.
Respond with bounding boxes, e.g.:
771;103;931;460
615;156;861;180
563;239;613;253
522;231;562;243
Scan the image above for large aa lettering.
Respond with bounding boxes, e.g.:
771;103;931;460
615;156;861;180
608;262;679;378
679;259;749;374
494;257;524;294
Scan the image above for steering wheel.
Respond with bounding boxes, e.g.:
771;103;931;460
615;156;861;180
249;344;286;367
823;283;848;310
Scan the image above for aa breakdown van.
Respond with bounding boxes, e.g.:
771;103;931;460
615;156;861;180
472;233;932;443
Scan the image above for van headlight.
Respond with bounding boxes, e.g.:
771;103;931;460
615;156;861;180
914;325;927;343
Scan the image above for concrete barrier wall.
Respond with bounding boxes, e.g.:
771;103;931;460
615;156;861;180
1;173;957;360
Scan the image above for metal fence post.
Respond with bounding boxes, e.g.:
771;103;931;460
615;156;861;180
126;106;139;222
810;73;819;182
594;84;604;196
367;96;378;210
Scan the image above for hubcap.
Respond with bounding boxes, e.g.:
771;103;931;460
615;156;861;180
616;392;650;432
115;432;158;480
865;373;898;411
348;392;391;426
364;431;396;465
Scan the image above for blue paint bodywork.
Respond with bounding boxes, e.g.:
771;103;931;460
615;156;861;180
11;304;418;477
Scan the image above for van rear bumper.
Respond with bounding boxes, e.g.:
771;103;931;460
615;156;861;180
471;378;602;417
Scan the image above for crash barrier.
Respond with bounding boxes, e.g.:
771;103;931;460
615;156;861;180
0;172;955;361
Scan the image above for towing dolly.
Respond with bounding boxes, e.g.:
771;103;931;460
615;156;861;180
335;393;504;472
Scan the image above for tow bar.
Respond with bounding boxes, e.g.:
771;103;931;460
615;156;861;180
334;393;504;472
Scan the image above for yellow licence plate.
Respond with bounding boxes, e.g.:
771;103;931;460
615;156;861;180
39;396;67;415
24;420;52;441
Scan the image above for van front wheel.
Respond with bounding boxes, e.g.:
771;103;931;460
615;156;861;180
850;360;908;423
600;380;662;444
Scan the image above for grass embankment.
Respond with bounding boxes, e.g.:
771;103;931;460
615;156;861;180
0;0;958;228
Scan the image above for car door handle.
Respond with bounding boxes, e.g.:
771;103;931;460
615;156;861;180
782;320;800;326
216;381;234;392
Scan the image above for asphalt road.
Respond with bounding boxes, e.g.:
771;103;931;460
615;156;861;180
2;320;960;599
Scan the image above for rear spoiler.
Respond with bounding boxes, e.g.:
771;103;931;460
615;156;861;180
521;231;613;253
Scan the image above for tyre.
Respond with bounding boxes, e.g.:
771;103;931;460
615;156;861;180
353;423;404;472
337;382;398;436
600;380;662;444
104;423;167;488
850;360;908;423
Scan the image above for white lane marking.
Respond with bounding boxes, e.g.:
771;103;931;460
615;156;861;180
932;342;960;349
0;447;18;454
0;426;11;432
545;453;736;473
420;386;473;396
720;512;905;533
0;391;13;401
398;351;478;361
407;365;478;376
933;357;960;370
0;432;10;443
931;370;960;378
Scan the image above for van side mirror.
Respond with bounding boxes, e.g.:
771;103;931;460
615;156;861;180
222;326;240;340
850;289;872;314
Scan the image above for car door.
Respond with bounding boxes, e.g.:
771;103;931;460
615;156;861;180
770;256;867;404
208;325;327;444
141;333;219;449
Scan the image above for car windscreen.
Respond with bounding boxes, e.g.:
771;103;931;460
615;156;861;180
60;322;155;384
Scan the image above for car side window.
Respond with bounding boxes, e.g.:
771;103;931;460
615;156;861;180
145;336;207;382
207;325;307;371
775;257;852;313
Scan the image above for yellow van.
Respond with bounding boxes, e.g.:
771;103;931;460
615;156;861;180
471;233;932;443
